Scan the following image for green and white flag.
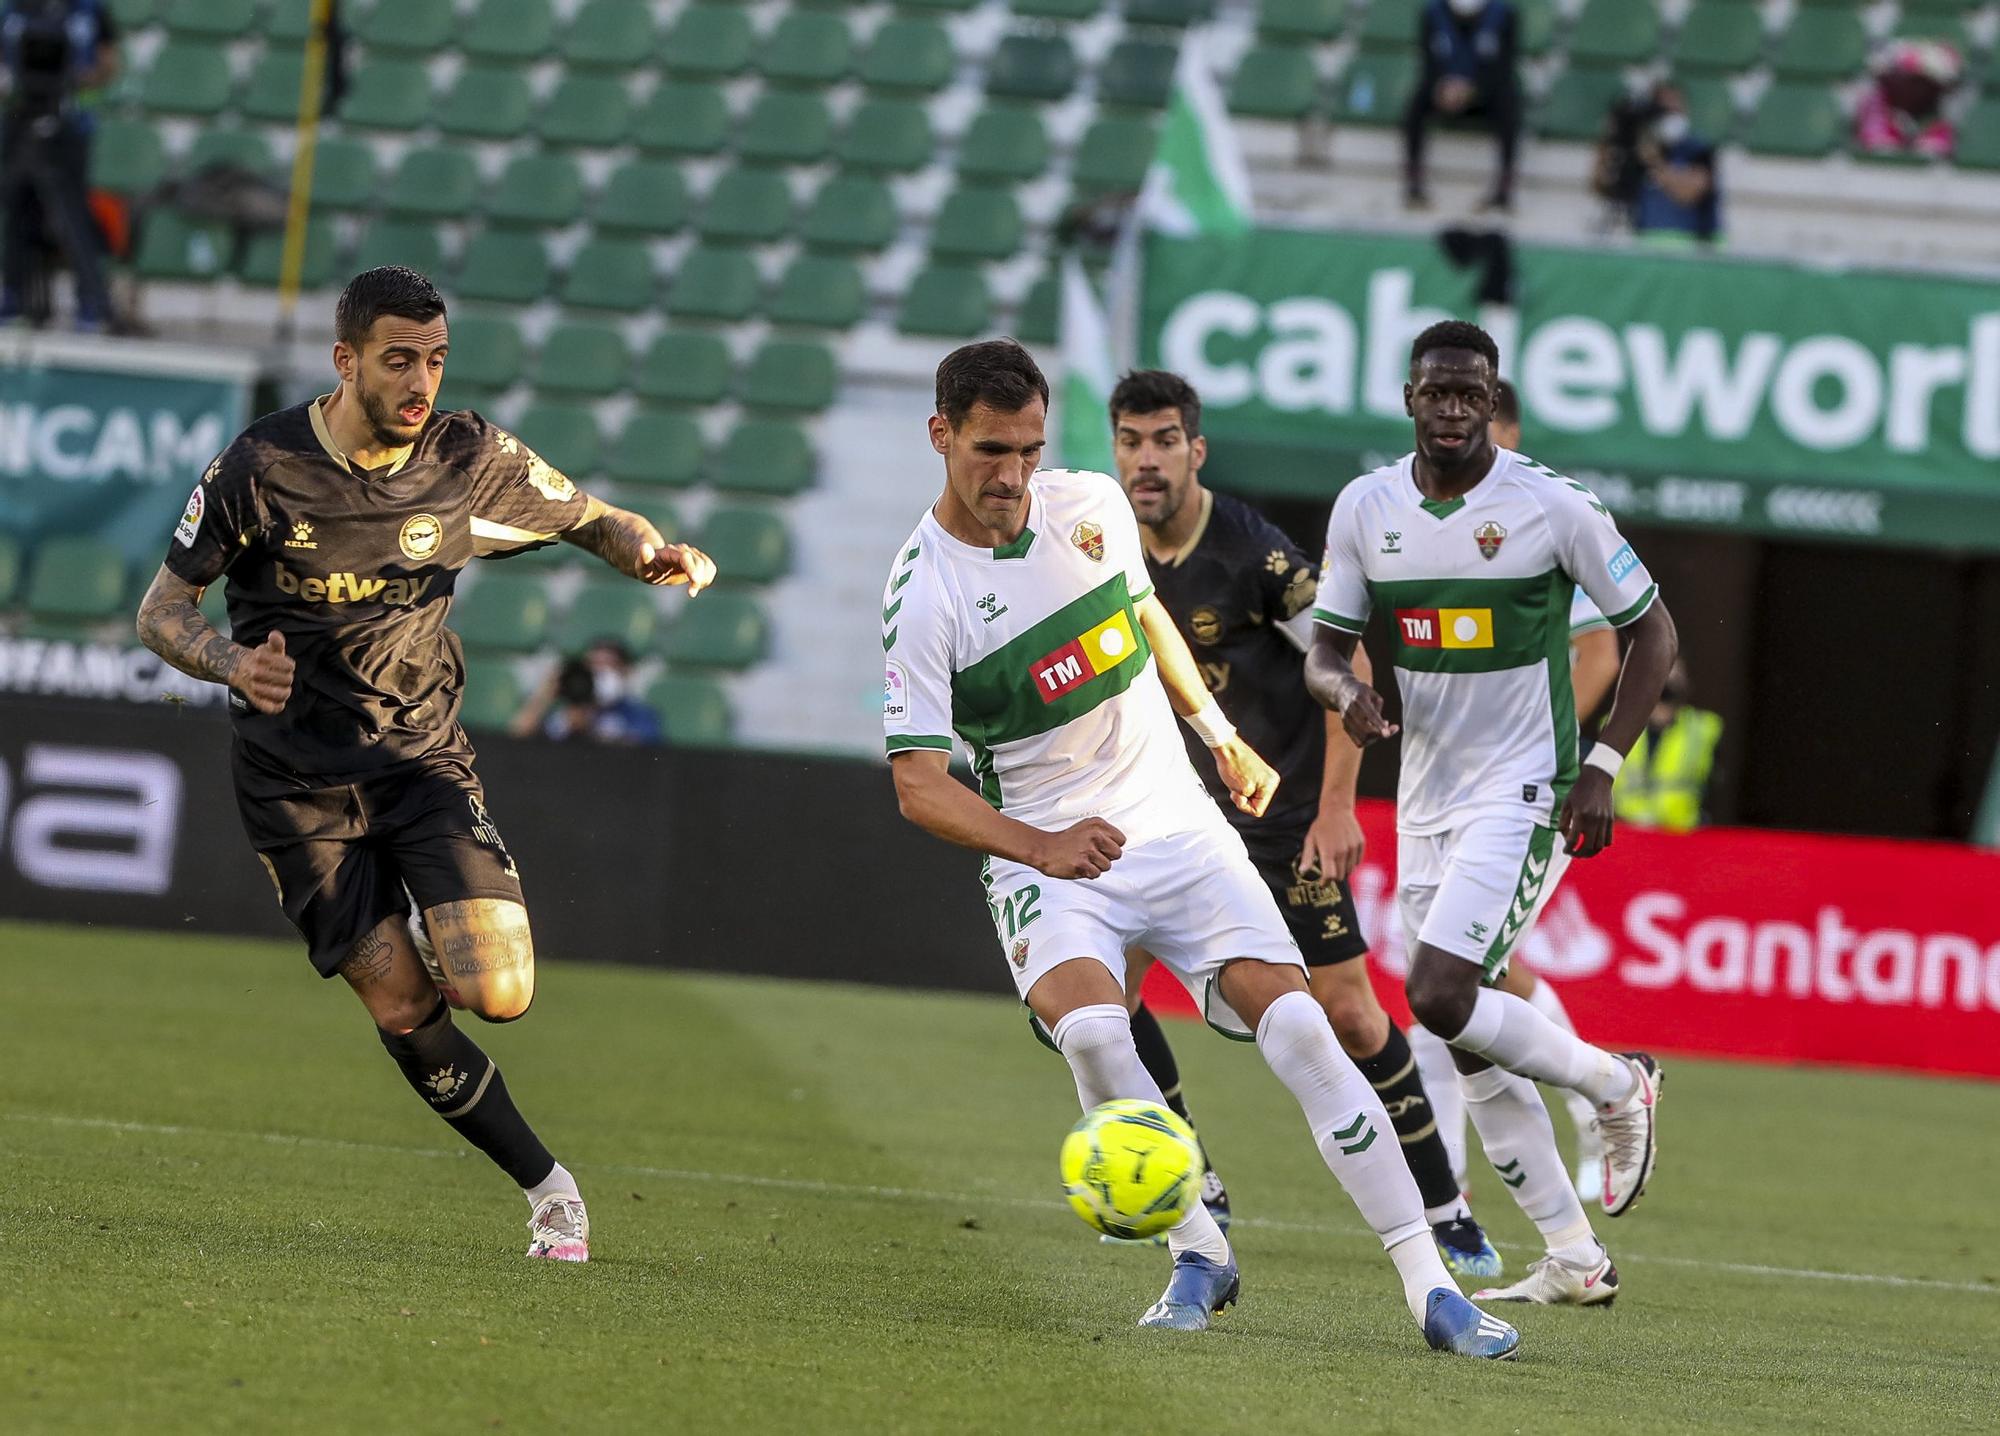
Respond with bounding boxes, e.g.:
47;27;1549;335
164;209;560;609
1138;39;1254;238
1058;255;1117;475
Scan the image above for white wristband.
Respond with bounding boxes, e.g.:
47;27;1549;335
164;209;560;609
1583;745;1624;779
1184;698;1237;749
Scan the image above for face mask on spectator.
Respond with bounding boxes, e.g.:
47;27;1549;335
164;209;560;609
1447;0;1488;15
1653;112;1690;147
593;669;628;706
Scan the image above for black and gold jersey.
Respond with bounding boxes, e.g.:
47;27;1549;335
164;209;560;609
1144;489;1324;830
163;398;589;780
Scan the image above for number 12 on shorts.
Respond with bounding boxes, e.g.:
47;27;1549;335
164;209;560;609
988;883;1042;940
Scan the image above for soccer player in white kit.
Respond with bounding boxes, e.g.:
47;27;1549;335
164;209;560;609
1306;322;1679;1306
884;341;1518;1357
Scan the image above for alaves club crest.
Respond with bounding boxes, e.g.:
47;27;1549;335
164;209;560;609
1474;521;1507;560
1071;521;1105;562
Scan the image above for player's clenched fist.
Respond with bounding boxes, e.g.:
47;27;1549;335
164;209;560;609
1032;818;1126;880
1213;737;1279;818
231;630;294;715
1337;682;1400;749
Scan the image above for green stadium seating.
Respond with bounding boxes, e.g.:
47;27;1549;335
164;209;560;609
24;538;126;627
665;246;763;322
603;491;679;540
456;230;553;304
135;212;232;281
538;75;633;147
355;219;445;276
164;0;253;34
456;662;524;733
860;18;955;94
463;0;556;61
239;219;339;289
739;92;834;166
841;99;934;173
660;592;768;669
435;64;534;140
536;321;630;397
1331;53;1415;125
1072;117;1158;201
596;161;690;234
608;410;704;487
1011;0;1098;18
698;168;794;244
1228;47;1318;120
646;674;733;745
898;263;991;337
0;534;20;609
262;1;320;42
243;51;307;124
1743;82;1843;157
307;138;378;211
634;332;732;406
896;0;979;9
1127;0;1215;25
931;186;1024;261
1569;0;1661;66
486;153;586;227
1674;4;1766;74
1517;0;1557;57
712;421;815;496
1098;40;1178;110
987;35;1078;101
1255;0;1343;42
1014;266;1060;346
1535;66;1628;142
558;581;663;653
387;147;478;218
634;83;730;156
662;4;754;78
1358;0;1422;50
760;10;852;85
560;238;656;312
739;341;836;412
339;60;432;131
356;0;456;52
562;0;657;67
958;104;1050;182
768;255;866;330
1676;77;1737;144
441;315;526;393
109;0;155;25
697;506;792;585
94;118;165;195
186;128;275;177
514;401;602;477
1955;101;2000;170
800;174;898;252
453;572;554;656
1771;10;1869;81
141;41;232;116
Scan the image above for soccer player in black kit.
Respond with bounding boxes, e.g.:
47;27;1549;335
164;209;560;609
1106;370;1502;1280
133;267;716;1263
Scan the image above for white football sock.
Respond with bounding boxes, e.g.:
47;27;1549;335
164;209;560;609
1408;1023;1469;1192
1052;1003;1230;1265
1526;978;1604;1139
1454;988;1636;1107
1387;1231;1461;1323
523;1161;580;1208
1460;1064;1596;1255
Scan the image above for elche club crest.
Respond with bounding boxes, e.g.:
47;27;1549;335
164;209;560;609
1474;521;1507;560
1071;521;1105;562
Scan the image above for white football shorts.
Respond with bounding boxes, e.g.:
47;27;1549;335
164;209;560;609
1398;813;1573;980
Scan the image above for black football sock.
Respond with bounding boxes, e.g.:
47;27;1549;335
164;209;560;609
1354;1021;1463;1216
379;997;556;1189
1130;1002;1226;1196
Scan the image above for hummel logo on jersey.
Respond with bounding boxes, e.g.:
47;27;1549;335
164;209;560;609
1466;919;1490;942
1396;607;1494;649
274;564;435;606
976;592;1009;624
1381;531;1402;553
1031;610;1138;702
285;521;317;550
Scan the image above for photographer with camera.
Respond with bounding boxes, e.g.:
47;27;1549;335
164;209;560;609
1592;81;1720;245
0;0;120;329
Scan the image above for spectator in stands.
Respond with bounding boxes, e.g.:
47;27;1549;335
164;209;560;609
1628;83;1721;244
0;0;119;328
1403;0;1521;213
511;640;664;745
1613;660;1722;833
1854;40;1960;160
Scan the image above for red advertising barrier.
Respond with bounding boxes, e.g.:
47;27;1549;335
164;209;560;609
1142;800;2000;1079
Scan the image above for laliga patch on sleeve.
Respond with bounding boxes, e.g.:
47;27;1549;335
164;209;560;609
883;661;908;723
173;485;204;548
1606;542;1639;584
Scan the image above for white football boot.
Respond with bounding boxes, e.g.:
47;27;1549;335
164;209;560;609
1474;1247;1618;1307
527;1193;590;1263
1597;1053;1663;1216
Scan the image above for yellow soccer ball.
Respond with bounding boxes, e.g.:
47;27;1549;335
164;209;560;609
1059;1099;1205;1241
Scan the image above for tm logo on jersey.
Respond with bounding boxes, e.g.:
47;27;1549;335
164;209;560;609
1031;610;1138;702
1396;607;1493;649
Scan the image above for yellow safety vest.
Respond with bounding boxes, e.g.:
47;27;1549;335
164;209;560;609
1614;707;1722;833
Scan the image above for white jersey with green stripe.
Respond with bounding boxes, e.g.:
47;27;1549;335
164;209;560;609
881;469;1216;845
1313;448;1659;836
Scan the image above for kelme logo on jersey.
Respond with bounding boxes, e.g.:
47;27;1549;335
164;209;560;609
1031;610;1139;702
1395;607;1494;649
274;564;435;606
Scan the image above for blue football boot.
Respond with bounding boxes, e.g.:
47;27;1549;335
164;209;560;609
1422;1288;1521;1360
1137;1252;1240;1330
1433;1216;1503;1280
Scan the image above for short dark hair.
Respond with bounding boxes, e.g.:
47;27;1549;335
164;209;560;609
1410;319;1499;372
1108;369;1202;438
335;266;447;349
934;339;1049;426
1493;378;1519;426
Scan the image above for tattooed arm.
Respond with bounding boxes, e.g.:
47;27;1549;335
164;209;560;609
562;494;717;592
135;565;295;713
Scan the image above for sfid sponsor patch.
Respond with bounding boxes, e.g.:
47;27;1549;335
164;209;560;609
1606;542;1639;584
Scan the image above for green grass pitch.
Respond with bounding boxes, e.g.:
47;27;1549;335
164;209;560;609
4;921;1997;1434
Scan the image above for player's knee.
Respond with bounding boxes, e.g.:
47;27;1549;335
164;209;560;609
1405;967;1474;1039
1319;988;1387;1053
463;966;535;1023
370;991;443;1037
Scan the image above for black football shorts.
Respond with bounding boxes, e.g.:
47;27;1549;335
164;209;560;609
1236;821;1371;967
232;740;526;977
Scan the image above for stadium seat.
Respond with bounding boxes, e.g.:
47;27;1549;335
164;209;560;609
562;0;657;67
441;314;526;393
94;118;166;195
931;187;1024;261
634;332;731;406
739;340;837;412
634;83;730;157
435;64;534;140
560;238;657;312
109;0;155;24
840;99;934;174
897;263;991;336
457;660;526;734
959;105;1051;183
1127;0;1215;25
697;505;792;585
646;673;733;745
1011;0;1098;18
0;533;23;609
1072;117;1158;201
1357;0;1422;50
558;581;664;653
1517;0;1557;58
1228;47;1318;120
1569;0;1661;67
356;0;456;52
536;321;631;397
739;92;835;166
387;147;478;218
514;402;602;477
186;128;275;178
896;0;979;9
1955;101;2000;170
463;0;556;62
596;161;691;234
660;592;768;669
1013;266;1060;346
1331;53;1415;125
987;35;1078;101
767;255;867;330
1098;40;1178;110
134;211;232;281
662;4;755;78
665;245;763;323
1535;66;1628;142
140;41;232;115
262;0;323;41
859;18;956;95
698;168;794;245
1674;4;1766;74
307;137;377;211
355;219;445;276
456;230;553;304
453;572;553;656
1676;77;1737;145
486;153;586;227
538;75;633;148
800;174;898;252
1770;10;1869;82
759;10;852;85
1255;0;1343;43
338;60;433;131
1743;82;1843;157
711;421;816;496
239;219;338;289
242;50;307;124
164;0;252;34
24;538;126;629
607;409;705;487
